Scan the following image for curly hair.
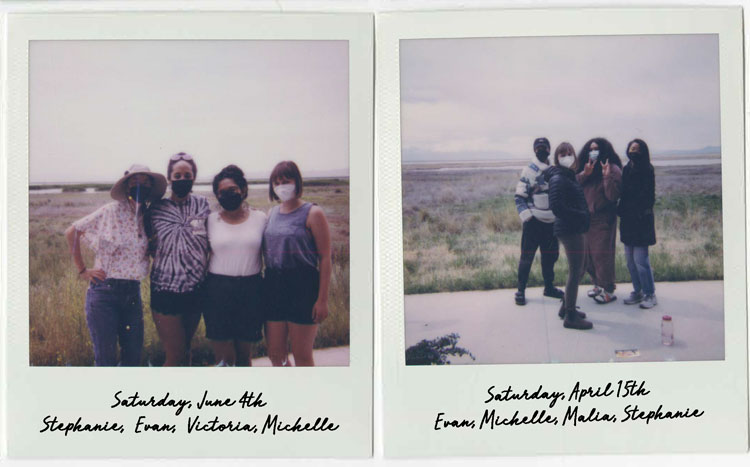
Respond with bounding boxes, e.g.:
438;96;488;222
212;164;248;197
576;137;623;180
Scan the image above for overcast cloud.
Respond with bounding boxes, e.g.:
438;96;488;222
400;34;720;162
30;40;348;183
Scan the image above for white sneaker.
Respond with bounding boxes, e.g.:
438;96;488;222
640;294;657;309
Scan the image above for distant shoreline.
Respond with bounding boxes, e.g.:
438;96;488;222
29;176;350;191
403;153;720;167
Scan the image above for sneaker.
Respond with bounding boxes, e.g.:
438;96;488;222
515;290;526;306
587;286;602;298
624;291;644;305
593;291;617;304
640;294;657;309
543;287;565;299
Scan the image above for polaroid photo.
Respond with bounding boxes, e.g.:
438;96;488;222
377;7;747;456
3;11;373;457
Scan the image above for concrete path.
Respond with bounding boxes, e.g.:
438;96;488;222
405;281;724;364
250;345;349;367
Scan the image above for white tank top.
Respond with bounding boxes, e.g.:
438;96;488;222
207;209;267;276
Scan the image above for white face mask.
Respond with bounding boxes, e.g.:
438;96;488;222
589;150;600;162
273;183;297;202
559;155;576;169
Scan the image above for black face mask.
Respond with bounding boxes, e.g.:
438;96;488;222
535;148;550;163
628;151;644;163
171;179;193;198
129;185;151;203
218;191;243;211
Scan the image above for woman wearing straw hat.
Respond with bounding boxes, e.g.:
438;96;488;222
64;164;167;366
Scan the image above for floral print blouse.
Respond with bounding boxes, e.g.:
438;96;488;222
72;201;149;280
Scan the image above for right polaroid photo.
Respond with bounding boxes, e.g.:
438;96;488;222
401;33;722;365
378;7;747;457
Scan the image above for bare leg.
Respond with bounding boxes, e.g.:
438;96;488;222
152;311;187;366
182;311;202;366
210;340;236;366
288;322;318;367
234;341;252;367
265;321;290;366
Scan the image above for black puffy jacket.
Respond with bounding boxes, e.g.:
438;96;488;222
545;165;591;237
617;162;656;246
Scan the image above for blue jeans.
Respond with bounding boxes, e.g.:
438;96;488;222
624;244;655;296
85;279;144;366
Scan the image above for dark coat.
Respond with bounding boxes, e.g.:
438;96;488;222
545;166;590;237
617;162;656;246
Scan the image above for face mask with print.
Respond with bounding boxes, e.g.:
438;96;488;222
559;155;576;169
274;183;297;202
589;150;600;163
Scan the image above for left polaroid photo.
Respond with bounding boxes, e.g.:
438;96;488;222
4;11;373;457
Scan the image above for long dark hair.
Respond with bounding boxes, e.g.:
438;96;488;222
576;137;622;180
626;138;653;169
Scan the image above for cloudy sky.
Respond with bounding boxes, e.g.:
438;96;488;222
400;34;720;162
30;40;348;183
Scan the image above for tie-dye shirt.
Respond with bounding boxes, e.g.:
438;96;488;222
146;194;210;293
72;201;150;280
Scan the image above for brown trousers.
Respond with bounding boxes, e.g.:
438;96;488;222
581;214;618;293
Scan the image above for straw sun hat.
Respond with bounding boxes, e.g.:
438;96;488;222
110;164;167;202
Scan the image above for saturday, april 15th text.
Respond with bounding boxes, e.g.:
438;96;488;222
39;390;340;437
433;380;705;431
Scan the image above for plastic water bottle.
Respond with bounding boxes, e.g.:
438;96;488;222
661;315;673;346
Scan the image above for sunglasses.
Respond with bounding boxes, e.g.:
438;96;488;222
170;152;194;162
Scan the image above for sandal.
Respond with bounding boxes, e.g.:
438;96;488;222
593;291;617;304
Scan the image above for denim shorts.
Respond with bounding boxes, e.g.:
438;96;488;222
85;278;144;366
264;267;320;325
202;273;264;342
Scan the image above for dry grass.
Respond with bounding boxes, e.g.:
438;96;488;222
402;165;723;294
29;184;350;366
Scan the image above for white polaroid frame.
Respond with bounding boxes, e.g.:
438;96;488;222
3;11;373;457
377;7;747;457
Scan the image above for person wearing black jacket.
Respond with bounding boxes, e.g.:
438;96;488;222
545;142;593;330
617;139;657;309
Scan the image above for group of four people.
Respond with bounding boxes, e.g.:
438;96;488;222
515;137;657;330
65;154;331;366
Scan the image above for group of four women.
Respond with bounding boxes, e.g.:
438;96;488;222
65;154;331;366
546;137;657;330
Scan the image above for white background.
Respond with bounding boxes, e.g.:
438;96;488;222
1;0;749;466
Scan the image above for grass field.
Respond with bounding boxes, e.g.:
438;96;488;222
402;164;723;295
29;183;350;366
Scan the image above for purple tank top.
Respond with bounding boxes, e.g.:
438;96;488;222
263;202;319;270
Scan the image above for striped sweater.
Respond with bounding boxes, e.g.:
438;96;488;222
514;156;555;224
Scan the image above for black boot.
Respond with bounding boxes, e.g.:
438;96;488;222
557;300;586;320
544;286;565;299
515;290;526;306
563;308;593;330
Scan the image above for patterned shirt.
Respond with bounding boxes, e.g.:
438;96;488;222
72;201;150;280
146;195;210;293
